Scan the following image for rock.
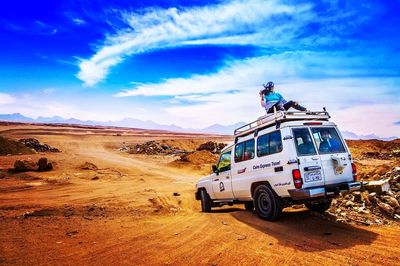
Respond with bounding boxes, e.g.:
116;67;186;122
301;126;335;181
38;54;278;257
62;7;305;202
377;201;394;216
395;214;400;220
367;192;377;203
80;162;98;170
197;141;227;154
13;159;37;172
37;157;53;172
364;179;391;194
91;176;99;180
173;192;180;196
395;167;400;174
353;191;363;203
127;141;184;155
345;201;355;207
387;197;400;209
18;138;60;152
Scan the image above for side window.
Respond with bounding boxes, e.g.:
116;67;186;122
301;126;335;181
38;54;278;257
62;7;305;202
293;128;317;156
257;134;270;157
235;139;255;162
311;127;346;154
217;151;231;172
257;130;282;157
269;131;283;154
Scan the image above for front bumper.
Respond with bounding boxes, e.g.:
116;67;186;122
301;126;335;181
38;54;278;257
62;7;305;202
288;181;361;200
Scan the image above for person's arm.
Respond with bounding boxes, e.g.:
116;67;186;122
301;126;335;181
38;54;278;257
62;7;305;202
259;91;266;108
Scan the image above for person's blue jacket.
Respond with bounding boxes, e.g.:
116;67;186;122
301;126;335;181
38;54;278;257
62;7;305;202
263;91;287;111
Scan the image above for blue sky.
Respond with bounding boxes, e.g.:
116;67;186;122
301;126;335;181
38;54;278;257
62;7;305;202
0;0;399;136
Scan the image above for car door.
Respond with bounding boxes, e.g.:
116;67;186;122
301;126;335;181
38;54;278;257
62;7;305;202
292;127;325;188
211;150;234;199
310;127;353;185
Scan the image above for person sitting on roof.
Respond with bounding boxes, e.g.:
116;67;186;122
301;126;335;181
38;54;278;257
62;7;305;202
260;81;307;114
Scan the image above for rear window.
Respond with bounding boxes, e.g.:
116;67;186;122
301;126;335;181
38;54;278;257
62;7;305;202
257;130;282;157
235;139;255;162
311;127;346;154
293;128;317;156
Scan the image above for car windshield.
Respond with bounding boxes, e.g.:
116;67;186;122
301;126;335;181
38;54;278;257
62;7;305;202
293;128;317;156
217;150;231;172
311;127;346;154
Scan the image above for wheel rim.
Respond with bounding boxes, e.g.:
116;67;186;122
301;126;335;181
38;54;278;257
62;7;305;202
258;190;271;215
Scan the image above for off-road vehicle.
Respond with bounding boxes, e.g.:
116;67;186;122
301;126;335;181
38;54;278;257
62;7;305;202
195;109;361;220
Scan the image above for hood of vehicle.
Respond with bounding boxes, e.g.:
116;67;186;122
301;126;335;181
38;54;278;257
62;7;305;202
197;174;213;183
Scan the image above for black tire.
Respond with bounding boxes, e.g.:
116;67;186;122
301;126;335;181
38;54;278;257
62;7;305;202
305;199;332;213
200;189;212;213
244;201;254;211
254;185;283;221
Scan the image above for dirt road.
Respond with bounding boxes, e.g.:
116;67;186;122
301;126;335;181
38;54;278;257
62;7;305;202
0;124;399;265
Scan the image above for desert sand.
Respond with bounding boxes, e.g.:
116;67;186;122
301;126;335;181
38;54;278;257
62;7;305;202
0;123;399;266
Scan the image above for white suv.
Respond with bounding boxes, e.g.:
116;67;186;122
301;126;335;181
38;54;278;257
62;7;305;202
195;110;361;220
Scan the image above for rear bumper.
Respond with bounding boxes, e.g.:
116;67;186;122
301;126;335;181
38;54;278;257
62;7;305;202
288;181;361;200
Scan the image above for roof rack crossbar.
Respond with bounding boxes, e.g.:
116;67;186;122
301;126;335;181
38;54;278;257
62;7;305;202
234;109;330;137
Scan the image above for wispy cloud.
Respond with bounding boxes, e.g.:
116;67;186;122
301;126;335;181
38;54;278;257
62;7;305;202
77;0;315;86
34;20;58;35
113;50;400;136
71;17;86;25
0;93;16;105
43;88;55;95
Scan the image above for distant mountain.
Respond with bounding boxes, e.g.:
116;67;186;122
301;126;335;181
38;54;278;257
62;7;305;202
0;113;240;135
200;122;246;134
341;131;398;141
3;113;396;139
0;113;34;122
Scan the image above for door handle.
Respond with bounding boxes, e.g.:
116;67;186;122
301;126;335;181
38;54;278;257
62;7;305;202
311;157;319;160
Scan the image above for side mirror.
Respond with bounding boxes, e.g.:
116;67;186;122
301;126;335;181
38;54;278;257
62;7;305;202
212;165;218;173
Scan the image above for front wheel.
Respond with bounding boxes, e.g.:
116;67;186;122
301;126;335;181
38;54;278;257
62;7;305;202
200;189;212;213
254;185;282;221
305;199;332;213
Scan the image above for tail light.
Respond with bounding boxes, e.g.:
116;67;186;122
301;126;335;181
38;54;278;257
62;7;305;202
292;169;303;189
351;163;358;181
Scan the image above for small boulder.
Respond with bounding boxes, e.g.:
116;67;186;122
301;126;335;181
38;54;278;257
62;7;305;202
364;179;390;194
377;201;394;216
14;159;37;172
368;192;377;203
37;157;53;172
345;201;355;207
80;162;98;170
353;191;363;203
387;197;400;209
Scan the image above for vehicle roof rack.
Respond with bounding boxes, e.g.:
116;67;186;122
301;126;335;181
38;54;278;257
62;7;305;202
234;108;331;138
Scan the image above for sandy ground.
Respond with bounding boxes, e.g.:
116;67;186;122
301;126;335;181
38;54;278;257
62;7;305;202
0;124;399;266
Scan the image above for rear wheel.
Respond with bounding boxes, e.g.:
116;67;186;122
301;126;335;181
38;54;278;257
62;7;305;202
244;201;254;211
305;199;332;213
200;189;212;213
254;185;282;221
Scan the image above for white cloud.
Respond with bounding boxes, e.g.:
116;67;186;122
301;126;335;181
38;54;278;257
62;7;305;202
43;88;55;95
0;93;16;105
77;0;314;86
113;51;400;137
72;18;86;25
